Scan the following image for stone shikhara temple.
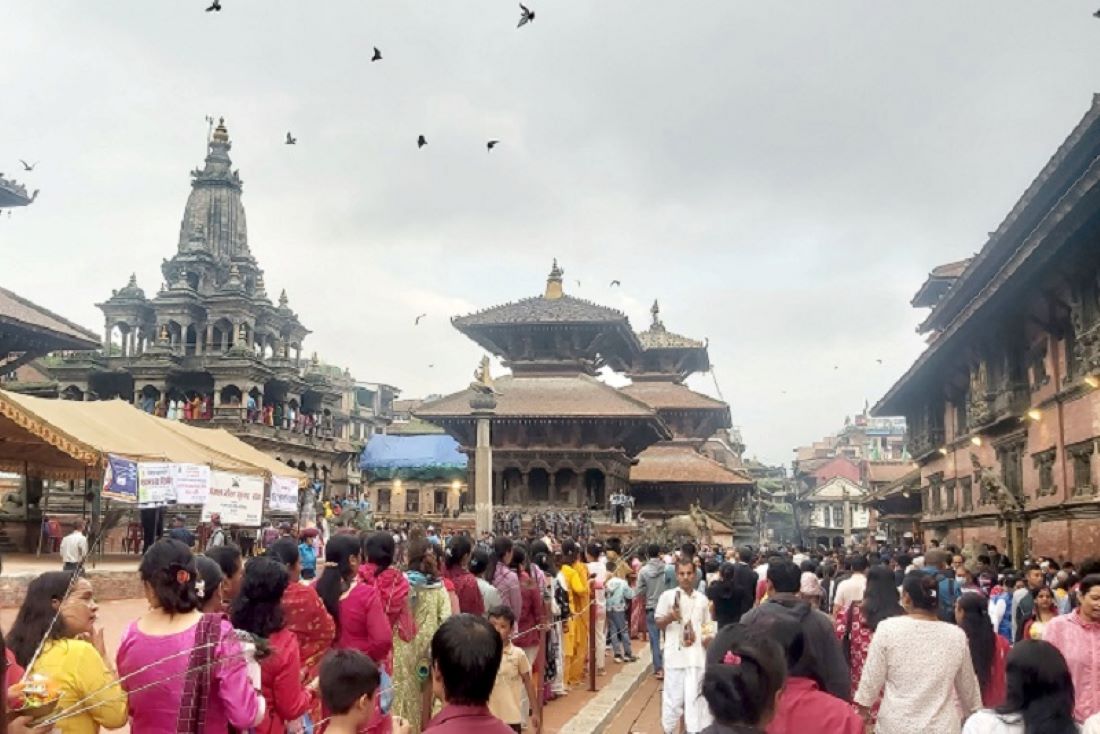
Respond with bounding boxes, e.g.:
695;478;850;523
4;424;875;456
41;119;395;496
417;262;754;523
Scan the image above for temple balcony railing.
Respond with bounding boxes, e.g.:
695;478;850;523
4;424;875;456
907;428;945;459
970;382;1030;430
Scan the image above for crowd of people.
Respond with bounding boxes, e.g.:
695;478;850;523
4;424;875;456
5;524;1100;734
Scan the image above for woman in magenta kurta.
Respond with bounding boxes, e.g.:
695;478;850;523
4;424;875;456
117;539;260;734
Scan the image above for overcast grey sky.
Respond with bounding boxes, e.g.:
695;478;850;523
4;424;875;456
4;1;1100;466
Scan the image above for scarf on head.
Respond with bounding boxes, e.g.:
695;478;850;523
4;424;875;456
360;563;416;642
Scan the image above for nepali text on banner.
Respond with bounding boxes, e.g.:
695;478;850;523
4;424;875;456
269;475;299;513
138;462;174;507
172;463;211;504
202;471;265;526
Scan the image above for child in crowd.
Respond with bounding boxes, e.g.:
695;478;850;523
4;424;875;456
487;606;540;734
320;649;410;734
605;561;638;663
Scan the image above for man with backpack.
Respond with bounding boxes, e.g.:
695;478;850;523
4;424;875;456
923;549;962;621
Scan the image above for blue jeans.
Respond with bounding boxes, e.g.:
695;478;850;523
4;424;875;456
645;609;663;673
608;609;633;658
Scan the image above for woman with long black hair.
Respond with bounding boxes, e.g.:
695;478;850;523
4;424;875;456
962;640;1078;734
441;534;483;616
834;563;905;716
854;572;982;734
230;557;315;734
6;572;127;734
706;563;740;629
957;592;1011;708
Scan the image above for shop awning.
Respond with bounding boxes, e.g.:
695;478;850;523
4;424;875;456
0;389;306;484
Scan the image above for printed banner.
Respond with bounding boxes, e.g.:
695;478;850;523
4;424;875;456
202;471;264;526
102;454;138;503
172;463;211;505
138;462;174;507
268;476;299;513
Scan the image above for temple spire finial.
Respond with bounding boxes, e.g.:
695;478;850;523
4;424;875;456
545;258;564;300
212;117;229;143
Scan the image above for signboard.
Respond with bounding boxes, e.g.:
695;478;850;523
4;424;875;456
172;463;211;505
138;462;174;507
269;476;300;513
202;471;264;526
102;455;138;503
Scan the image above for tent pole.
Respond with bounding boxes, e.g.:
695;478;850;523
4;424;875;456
34;462;44;557
90;467;102;569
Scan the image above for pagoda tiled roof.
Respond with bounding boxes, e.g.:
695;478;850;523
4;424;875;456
0;286;100;348
636;324;704;350
630;444;753;486
865;461;913;485
415;373;666;421
620;381;727;411
453;295;630;328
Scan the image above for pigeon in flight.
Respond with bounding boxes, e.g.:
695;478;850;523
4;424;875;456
609;280;621;287
876;358;883;365
418;135;428;149
206;0;221;11
19;160;37;171
518;3;535;27
415;313;427;325
575;279;582;288
285;132;297;145
487;140;499;152
372;47;382;62
1095;8;1100;17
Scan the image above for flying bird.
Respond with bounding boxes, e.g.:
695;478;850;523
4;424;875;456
415;313;427;325
518;3;535;27
834;365;840;370
418;135;428;148
371;47;382;62
19;160;37;171
876;358;884;365
428;364;435;368
487;140;499;151
285;132;297;145
1095;8;1100;17
205;0;221;11
575;279;582;288
609;280;621;287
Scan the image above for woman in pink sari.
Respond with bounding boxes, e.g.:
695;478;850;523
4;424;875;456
117;539;261;734
629;554;646;640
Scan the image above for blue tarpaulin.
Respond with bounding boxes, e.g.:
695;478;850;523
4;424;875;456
359;434;467;480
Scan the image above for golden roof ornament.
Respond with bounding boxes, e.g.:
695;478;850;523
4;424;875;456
470;355;499;395
545;258;564;300
212;117;229;143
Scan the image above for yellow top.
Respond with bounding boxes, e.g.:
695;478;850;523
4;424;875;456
31;639;128;734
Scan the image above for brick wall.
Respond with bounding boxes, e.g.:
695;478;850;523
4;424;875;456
0;569;144;608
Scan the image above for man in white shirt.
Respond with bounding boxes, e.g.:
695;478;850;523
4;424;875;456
832;554;869;613
60;519;88;571
656;557;713;734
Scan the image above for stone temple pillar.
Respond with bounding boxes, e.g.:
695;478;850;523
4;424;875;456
471;394;496;537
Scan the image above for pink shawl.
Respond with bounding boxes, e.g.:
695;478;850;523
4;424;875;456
359;563;416;642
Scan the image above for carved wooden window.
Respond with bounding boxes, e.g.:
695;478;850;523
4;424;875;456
378;488;391;513
831;505;844;528
944;478;957;511
960;476;973;511
405;488;420;513
997;440;1026;503
1068;441;1096;497
1033;449;1057;498
954;396;969;437
977;472;990;506
1028;340;1050;392
929;474;943;513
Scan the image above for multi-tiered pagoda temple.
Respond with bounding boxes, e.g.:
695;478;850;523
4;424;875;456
417;262;670;508
623;302;755;525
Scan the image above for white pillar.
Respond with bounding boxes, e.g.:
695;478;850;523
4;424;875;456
475;416;493;536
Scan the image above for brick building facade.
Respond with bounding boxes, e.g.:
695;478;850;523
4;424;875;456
875;95;1100;563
